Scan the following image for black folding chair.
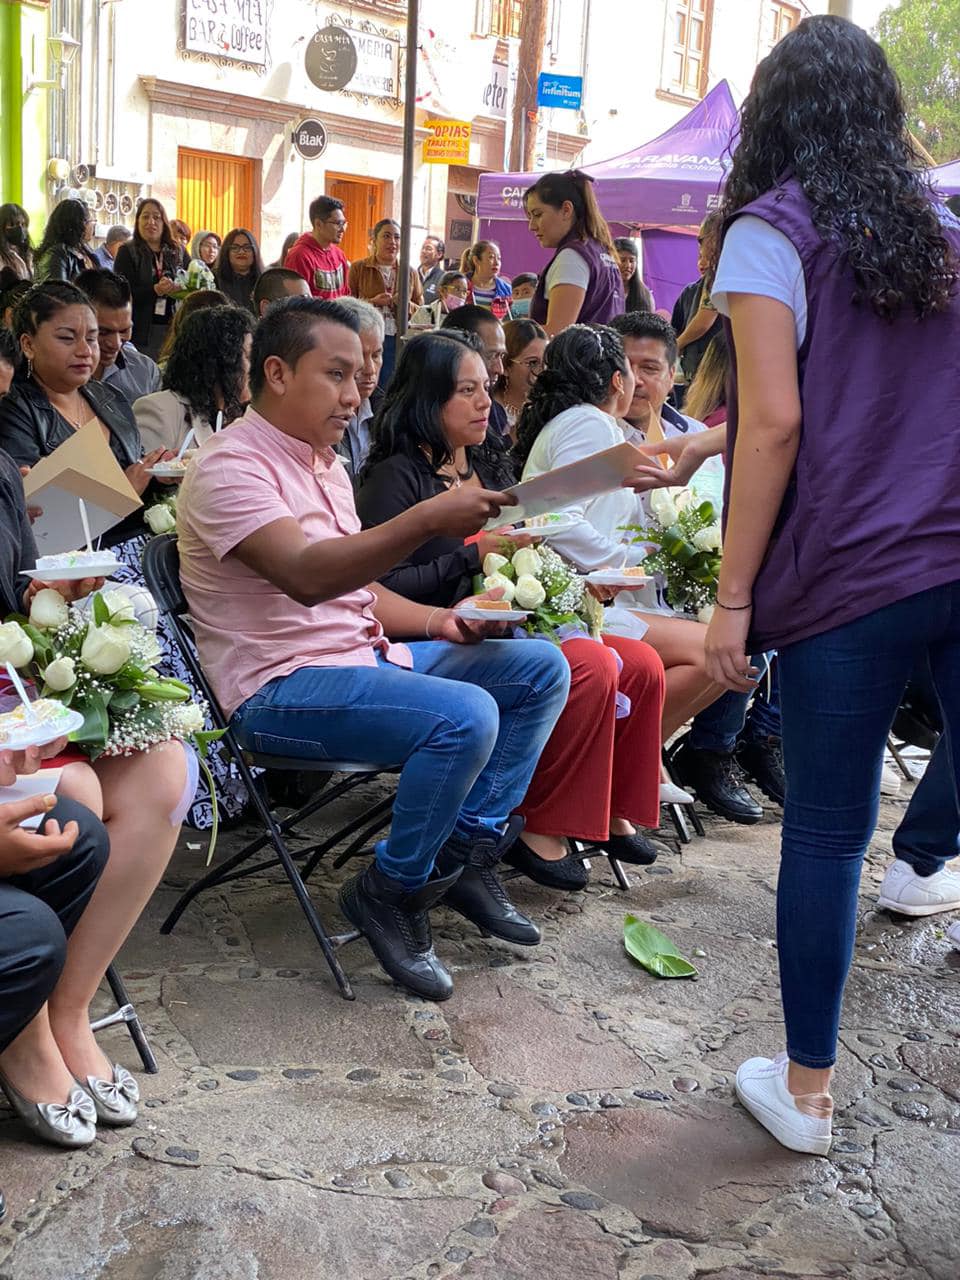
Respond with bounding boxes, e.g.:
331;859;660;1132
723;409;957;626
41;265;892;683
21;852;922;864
662;746;705;843
142;535;398;1001
91;965;158;1074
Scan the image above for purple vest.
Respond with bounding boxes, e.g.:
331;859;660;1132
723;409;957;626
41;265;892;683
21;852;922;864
530;232;625;327
723;179;960;651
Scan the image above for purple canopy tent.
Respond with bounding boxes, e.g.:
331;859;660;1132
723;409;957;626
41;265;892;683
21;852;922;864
476;80;740;313
930;158;960;197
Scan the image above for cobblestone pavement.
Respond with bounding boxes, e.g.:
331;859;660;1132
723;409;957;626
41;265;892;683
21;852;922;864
1;776;958;1280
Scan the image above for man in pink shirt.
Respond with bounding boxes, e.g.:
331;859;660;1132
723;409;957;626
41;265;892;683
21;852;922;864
177;298;570;1000
284;196;351;299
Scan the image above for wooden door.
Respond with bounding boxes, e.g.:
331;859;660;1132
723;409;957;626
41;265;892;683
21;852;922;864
177;149;259;241
326;174;387;264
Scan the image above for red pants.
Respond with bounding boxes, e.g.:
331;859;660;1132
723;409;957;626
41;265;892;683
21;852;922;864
516;634;665;840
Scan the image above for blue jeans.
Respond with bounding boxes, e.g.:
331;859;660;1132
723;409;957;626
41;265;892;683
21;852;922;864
689;655;780;753
232;640;570;889
777;582;960;1068
893;662;958;875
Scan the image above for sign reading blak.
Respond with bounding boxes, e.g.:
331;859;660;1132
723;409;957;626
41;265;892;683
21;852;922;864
536;73;583;110
292;118;328;160
423;119;472;165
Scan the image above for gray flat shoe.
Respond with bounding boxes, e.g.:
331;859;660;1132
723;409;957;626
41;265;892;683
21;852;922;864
0;1069;96;1148
81;1064;140;1127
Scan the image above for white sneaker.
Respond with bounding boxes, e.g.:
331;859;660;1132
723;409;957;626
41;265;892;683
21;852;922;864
735;1053;833;1156
877;859;960;917
880;763;902;797
947;921;960;950
660;781;695;805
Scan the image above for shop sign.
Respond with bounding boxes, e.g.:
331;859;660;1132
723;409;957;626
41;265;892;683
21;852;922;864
481;59;509;119
423;120;472;165
305;24;359;92
349;31;400;99
536;73;583;111
292;118;328;160
184;0;268;68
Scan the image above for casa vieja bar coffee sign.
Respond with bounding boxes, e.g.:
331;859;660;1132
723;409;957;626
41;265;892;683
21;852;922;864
184;0;267;67
305;24;359;92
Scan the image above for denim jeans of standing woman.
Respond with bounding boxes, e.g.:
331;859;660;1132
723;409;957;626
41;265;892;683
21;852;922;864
776;580;960;1070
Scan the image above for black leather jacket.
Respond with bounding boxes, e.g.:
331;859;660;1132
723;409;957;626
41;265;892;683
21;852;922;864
33;244;98;284
0;376;142;470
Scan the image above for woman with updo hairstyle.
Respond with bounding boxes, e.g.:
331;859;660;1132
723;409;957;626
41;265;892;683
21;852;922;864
134;305;254;454
613;237;654;313
494;317;547;439
358;329;666;889
516;323;720;771
523;170;624;334
33;199;97;284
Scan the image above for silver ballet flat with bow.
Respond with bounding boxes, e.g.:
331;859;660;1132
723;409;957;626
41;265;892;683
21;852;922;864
0;1069;97;1148
80;1064;140;1126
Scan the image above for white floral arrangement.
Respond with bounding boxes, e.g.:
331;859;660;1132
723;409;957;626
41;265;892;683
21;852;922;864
144;493;177;536
171;258;216;300
624;488;722;623
478;544;603;640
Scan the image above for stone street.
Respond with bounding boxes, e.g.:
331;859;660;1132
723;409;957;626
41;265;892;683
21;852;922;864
1;776;958;1280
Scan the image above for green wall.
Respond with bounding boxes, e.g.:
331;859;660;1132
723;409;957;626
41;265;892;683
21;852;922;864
0;1;49;227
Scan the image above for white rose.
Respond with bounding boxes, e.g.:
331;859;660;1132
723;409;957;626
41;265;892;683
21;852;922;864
0;621;34;668
173;702;206;735
80;624;131;676
98;590;136;623
513;574;546;610
482;551;509;578
42;656;77;691
697;604;716;625
144;503;176;535
28;588;69;631
692;525;722;553
511;547;542;578
482;572;516;603
136;630;164;669
648;488;680;529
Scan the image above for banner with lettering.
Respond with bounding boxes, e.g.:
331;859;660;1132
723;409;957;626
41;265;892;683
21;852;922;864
423;120;473;165
184;0;268;68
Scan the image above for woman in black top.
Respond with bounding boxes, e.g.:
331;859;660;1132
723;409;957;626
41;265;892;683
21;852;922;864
357;330;520;606
114;198;188;358
213;227;263;314
0;203;34;289
33;199;97;285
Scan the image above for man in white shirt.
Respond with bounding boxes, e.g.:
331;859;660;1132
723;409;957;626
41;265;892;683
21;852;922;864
76;268;161;405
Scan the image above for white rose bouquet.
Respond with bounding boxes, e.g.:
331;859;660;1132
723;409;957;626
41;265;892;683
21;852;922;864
476;544;603;641
623;489;722;620
144;494;177;536
171;258;216;300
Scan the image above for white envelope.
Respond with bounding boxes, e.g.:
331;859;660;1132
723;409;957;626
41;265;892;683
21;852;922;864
2;768;64;829
486;441;643;530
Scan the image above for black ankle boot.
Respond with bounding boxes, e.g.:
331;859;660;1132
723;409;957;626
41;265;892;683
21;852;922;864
339;862;461;1000
672;735;763;824
438;819;540;946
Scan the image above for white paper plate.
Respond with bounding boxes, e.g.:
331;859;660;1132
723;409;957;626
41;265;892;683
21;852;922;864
585;570;653;587
146;463;189;479
456;605;531;623
0;705;84;751
27;556;120;582
522;516;579;537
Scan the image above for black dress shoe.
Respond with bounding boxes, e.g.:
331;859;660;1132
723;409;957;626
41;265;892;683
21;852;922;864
737;735;785;806
672;737;763;824
592;831;660;865
339;862;460;1000
438;821;540;946
502;838;589;890
0;1188;5;1225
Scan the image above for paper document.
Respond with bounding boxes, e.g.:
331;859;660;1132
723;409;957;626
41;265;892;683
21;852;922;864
2;768;64;829
486;441;643;530
23;421;142;553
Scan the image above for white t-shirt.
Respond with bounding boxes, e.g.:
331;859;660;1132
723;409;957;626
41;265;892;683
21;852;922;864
712;214;807;347
545;247;591;295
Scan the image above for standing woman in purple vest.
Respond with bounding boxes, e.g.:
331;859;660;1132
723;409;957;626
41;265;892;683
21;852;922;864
701;15;960;1155
524;171;625;335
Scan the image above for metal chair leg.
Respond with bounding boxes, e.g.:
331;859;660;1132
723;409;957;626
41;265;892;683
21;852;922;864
94;966;159;1074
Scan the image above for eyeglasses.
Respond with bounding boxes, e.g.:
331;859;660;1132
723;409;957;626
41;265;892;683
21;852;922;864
513;357;544;373
230;244;254;254
325;218;348;228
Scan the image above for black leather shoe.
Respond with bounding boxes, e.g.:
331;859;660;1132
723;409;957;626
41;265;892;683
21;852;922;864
339;863;460;1000
0;1188;5;1225
502;837;589;890
737;735;785;806
672;737;763;824
438;821;541;946
592;831;661;865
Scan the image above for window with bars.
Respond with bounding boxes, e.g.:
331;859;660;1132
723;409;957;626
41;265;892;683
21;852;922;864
477;0;525;39
662;0;713;100
762;1;800;54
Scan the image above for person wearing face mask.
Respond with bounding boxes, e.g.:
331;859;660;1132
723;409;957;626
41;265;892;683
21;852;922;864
349;219;423;388
508;273;539;319
465;241;512;317
0;205;34;289
331;297;386;481
410;271;469;328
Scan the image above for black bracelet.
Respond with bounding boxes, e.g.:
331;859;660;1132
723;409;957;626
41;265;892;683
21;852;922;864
716;598;753;611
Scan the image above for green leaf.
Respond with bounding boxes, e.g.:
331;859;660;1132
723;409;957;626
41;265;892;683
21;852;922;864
93;593;110;627
623;914;697;979
71;691;110;746
109;690;141;712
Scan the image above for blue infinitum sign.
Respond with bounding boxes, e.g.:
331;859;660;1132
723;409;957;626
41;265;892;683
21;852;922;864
536;73;583;110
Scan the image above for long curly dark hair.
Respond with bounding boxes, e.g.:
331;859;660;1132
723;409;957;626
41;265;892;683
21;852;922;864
162;305;254;425
36;199;90;257
513;324;628;467
721;15;957;320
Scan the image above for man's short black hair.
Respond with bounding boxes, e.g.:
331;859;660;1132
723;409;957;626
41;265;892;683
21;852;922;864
253;268;307;310
309;195;345;225
424;234;445;255
75;268;132;310
250;296;360;397
608;311;679;368
439;304;501;337
511;272;538;289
